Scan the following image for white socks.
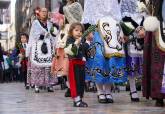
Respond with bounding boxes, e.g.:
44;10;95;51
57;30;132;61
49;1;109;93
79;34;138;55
96;84;105;99
104;84;112;95
96;84;104;94
104;84;113;99
129;77;139;98
74;96;81;105
96;83;113;99
66;81;70;88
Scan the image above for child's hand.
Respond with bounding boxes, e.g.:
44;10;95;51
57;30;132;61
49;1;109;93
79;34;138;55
75;37;82;45
123;36;129;43
82;57;86;61
119;37;126;44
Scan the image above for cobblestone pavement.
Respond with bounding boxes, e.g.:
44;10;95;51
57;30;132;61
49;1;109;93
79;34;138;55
0;83;165;114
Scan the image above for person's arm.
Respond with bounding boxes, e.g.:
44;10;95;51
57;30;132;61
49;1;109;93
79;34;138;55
81;43;89;60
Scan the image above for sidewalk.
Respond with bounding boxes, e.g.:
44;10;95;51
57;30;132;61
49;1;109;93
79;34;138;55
0;83;165;114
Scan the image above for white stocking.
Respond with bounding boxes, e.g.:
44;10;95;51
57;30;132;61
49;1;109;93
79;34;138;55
96;83;105;99
129;77;138;98
104;84;113;99
66;81;70;88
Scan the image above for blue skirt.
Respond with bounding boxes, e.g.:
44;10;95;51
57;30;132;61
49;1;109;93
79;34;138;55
108;57;127;83
85;32;127;84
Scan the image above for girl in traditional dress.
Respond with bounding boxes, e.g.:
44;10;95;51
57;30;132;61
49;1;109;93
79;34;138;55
120;0;147;102
82;0;127;104
81;25;96;92
64;22;88;107
17;33;29;88
58;0;83;97
27;8;57;93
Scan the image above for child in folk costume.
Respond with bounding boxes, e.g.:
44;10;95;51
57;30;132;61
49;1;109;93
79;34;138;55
16;33;29;88
98;16;128;103
82;0;127;104
64;22;88;107
81;25;96;92
51;12;69;89
58;0;83;97
15;33;29;89
120;0;147;102
142;0;165;107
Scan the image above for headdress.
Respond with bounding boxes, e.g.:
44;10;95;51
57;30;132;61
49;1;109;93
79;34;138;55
63;2;83;24
82;25;97;38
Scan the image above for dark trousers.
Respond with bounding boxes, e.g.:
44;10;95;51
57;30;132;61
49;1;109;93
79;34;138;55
3;69;11;82
69;59;85;98
20;68;27;86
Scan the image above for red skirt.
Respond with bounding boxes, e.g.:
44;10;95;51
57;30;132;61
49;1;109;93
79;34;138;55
142;32;165;99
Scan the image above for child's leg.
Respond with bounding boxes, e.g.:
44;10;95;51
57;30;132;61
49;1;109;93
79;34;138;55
96;83;106;103
104;83;114;103
69;60;88;107
129;76;139;102
65;77;71;97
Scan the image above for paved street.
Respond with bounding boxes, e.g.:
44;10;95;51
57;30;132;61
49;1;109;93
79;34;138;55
0;83;165;114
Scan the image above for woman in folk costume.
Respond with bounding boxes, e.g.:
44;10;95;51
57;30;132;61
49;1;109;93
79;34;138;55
26;7;41;89
142;0;165;107
82;0;127;103
27;8;57;93
54;0;83;97
120;0;147;102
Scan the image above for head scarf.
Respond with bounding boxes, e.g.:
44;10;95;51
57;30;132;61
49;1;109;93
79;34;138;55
63;2;83;24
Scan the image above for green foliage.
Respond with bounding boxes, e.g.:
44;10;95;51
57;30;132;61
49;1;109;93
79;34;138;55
71;44;78;56
120;22;134;36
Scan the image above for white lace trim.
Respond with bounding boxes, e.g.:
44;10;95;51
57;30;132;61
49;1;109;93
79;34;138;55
81;0;121;25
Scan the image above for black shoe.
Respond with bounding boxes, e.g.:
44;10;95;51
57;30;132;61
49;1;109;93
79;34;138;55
73;100;88;107
25;86;30;90
97;94;107;103
47;87;54;92
130;91;140;102
31;85;35;89
105;94;114;103
65;88;71;97
155;99;164;107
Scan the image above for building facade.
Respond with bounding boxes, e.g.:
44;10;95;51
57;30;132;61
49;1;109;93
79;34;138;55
0;0;12;51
